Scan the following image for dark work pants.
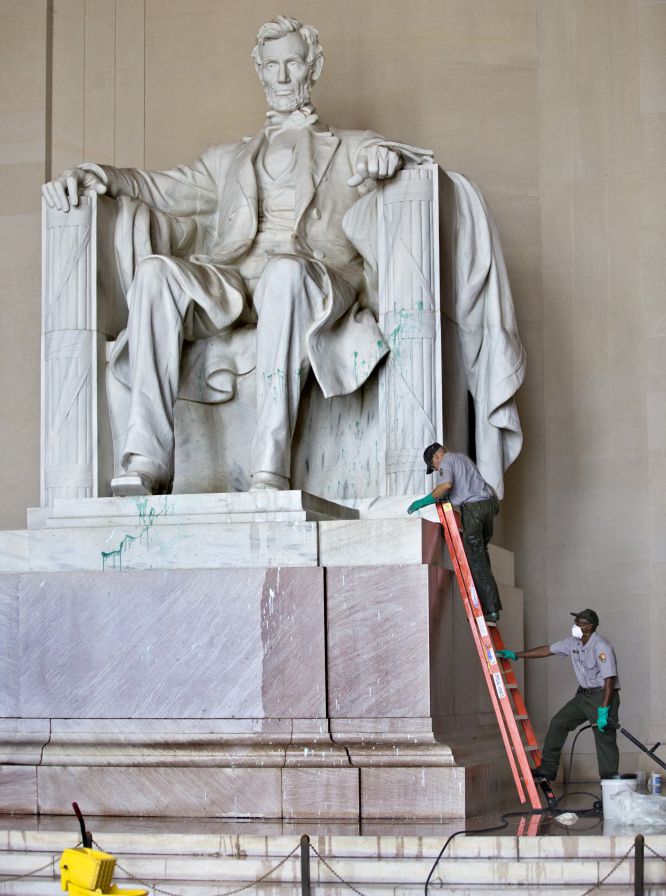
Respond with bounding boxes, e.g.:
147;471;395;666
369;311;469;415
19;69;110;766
540;688;620;779
460;497;502;615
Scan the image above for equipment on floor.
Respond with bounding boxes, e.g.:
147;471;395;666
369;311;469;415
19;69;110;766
607;720;666;772
436;499;544;809
60;803;147;896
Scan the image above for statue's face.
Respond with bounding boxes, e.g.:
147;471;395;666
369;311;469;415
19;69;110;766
257;32;314;112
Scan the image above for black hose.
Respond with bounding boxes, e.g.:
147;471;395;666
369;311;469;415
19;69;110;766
423;799;603;893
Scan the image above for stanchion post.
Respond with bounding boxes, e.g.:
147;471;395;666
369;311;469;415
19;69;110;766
300;834;311;896
634;833;644;896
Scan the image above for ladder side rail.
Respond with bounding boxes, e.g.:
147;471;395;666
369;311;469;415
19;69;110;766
517;813;542;838
437;501;543;809
490;628;542;759
437;504;527;803
445;533;527;802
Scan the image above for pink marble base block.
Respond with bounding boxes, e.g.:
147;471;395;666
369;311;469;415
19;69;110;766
0;526;522;820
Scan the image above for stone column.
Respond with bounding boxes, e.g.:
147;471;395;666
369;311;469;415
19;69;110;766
41;193;123;506
377;162;444;496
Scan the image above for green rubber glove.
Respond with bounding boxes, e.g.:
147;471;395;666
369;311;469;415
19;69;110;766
496;649;517;661
597;705;610;731
407;493;436;514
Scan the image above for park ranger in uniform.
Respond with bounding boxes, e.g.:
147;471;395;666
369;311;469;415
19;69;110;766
497;608;620;781
407;442;502;623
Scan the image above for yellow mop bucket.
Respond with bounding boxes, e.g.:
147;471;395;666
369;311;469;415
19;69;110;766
59;803;147;896
60;846;147;895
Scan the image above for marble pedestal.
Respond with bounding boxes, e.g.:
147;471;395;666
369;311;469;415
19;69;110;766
0;492;523;820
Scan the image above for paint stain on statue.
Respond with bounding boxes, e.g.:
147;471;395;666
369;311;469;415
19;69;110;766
100;496;169;570
262;368;287;400
387;308;426;365
389;322;402;358
351;350;370;384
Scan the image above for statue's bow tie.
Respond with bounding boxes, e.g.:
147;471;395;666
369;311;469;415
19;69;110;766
265;107;320;137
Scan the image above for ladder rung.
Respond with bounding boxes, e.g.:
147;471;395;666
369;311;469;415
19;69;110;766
524;744;539;751
506;682;518;689
514;714;528;720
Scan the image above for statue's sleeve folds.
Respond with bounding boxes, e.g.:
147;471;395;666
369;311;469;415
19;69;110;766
81;147;219;218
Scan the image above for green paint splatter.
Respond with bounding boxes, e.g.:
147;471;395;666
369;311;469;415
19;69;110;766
101;495;169;571
261;368;287;401
389;323;402;345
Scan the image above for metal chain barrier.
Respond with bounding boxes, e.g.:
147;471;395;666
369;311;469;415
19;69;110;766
308;841;369;896
645;842;666;865
0;854;58;883
578;841;635;896
0;840;82;885
1;832;664;894
95;838;300;896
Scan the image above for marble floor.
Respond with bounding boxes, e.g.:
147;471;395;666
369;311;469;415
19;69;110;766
2;789;666;896
0;784;653;839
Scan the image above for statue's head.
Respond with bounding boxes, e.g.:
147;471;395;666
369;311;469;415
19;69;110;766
251;15;324;113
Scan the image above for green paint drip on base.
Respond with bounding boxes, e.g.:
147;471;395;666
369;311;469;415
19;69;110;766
101;496;169;570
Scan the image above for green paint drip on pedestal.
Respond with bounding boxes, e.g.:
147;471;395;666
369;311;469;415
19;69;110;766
101;496;169;570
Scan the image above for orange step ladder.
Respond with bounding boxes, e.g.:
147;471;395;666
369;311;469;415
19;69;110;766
436;499;543;809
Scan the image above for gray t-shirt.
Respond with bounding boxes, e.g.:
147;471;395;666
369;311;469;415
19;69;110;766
550;632;620;690
436;452;493;505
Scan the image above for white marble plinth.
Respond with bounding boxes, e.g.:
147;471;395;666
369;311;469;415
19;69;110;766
0;508;513;577
28;490;359;529
0;519;319;572
319;517;515;581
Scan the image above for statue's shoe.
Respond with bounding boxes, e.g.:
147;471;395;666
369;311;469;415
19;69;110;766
249;472;290;491
111;472;156;497
111;455;171;497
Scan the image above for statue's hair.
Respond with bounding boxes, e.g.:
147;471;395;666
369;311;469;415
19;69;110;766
251;15;323;71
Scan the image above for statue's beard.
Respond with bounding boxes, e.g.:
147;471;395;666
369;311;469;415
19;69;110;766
264;81;312;113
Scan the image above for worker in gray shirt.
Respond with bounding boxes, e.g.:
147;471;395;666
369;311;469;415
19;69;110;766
407;442;501;622
498;608;620;781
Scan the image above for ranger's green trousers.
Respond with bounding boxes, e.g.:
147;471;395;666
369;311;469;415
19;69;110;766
540;688;620;779
460;497;502;615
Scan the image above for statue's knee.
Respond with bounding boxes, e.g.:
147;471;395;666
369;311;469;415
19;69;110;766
128;256;186;322
261;255;308;285
133;254;174;288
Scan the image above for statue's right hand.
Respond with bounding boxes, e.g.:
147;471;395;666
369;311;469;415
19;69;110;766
41;167;107;212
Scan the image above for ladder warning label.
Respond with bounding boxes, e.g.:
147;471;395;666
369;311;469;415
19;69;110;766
476;616;488;638
493;672;506;700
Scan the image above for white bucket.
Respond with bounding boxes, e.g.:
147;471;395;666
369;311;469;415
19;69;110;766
601;774;638;820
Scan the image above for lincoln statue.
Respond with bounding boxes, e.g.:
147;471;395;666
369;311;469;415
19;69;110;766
42;15;426;496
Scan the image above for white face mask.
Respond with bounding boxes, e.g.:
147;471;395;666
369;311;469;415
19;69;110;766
571;624;584;639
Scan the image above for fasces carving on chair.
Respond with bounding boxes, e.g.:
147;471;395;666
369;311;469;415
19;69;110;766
41;16;525;503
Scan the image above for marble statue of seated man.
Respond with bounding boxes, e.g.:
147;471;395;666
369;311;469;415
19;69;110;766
42;15;431;496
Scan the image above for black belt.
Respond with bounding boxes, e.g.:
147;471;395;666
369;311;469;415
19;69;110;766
577;686;604;695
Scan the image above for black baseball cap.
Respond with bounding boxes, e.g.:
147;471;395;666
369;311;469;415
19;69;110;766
423;442;443;474
570;609;599;627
